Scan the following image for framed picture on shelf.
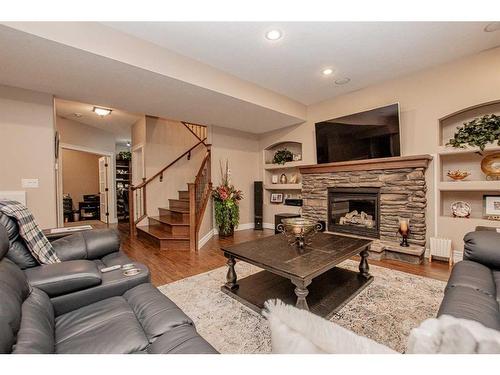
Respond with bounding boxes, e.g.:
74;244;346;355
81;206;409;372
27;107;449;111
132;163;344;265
270;193;283;204
483;195;500;220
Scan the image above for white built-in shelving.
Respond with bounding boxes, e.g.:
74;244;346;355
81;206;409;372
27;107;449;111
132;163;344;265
434;100;500;254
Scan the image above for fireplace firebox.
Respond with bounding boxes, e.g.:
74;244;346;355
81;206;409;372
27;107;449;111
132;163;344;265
328;187;380;238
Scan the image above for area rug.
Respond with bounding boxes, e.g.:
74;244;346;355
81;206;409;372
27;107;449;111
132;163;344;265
158;260;445;353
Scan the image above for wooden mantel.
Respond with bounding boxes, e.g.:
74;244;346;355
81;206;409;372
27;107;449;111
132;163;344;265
299;154;433;174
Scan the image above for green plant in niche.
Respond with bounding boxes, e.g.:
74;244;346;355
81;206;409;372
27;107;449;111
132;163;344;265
118;151;132;161
212;160;243;237
272;148;294;165
447;114;500;151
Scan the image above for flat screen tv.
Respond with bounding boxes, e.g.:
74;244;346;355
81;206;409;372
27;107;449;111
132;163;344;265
315;103;401;164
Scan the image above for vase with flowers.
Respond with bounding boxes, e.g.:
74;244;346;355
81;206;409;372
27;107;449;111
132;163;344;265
212;160;243;237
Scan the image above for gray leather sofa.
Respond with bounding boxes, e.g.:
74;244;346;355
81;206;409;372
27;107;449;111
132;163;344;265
438;230;500;330
0;224;217;354
0;212;151;314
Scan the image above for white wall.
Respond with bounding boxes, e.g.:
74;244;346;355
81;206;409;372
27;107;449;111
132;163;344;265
0;84;56;228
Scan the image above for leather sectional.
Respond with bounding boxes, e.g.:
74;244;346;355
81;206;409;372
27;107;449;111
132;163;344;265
0;218;217;354
438;229;500;330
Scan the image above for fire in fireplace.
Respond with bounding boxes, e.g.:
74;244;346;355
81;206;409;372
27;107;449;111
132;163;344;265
328;187;380;238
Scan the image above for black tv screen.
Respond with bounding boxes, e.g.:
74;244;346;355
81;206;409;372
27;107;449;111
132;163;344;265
315;103;401;164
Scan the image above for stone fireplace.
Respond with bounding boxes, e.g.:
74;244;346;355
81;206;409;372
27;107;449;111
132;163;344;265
299;155;432;264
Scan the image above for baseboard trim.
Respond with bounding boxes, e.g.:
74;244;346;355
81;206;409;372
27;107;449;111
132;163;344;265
199;222;259;249
263;222;274;230
198;229;215;249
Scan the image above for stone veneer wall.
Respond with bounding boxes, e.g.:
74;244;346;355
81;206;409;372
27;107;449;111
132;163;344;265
301;167;427;247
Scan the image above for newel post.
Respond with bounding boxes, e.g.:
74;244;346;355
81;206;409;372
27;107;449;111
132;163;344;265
188;183;197;251
128;186;135;236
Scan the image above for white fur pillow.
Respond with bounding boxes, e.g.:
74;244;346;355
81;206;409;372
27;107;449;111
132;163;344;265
263;299;397;354
407;315;500;354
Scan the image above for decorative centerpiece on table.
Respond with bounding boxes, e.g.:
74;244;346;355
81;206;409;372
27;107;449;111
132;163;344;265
212;160;243;237
277;218;322;249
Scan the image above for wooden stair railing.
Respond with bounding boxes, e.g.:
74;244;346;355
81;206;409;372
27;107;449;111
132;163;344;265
181;121;208;145
129;138;208;239
188;147;212;251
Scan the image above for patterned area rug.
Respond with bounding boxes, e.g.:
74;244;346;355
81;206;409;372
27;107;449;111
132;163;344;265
158;260;445;353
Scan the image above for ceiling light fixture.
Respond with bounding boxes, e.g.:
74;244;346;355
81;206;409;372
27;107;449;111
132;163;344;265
265;29;282;41
484;22;500;32
335;77;351;85
126;141;131;147
73;112;82;118
93;106;112;117
322;68;334;76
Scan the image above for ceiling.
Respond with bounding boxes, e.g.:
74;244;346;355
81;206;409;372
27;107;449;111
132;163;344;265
0;25;304;134
55;98;141;143
104;22;500;105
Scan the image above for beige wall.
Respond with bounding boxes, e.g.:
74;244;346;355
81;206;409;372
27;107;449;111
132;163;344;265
0;85;56;228
142;117;206;219
57;116;117;153
206;126;260;238
61;149;100;207
258;46;500;242
131;115;146;147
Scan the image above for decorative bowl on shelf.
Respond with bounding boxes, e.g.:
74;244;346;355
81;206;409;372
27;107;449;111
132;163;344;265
451;201;471;218
277;218;322;249
447;170;471;181
481;152;500;180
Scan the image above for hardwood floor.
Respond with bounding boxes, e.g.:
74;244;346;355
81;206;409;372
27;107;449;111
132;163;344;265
99;223;450;286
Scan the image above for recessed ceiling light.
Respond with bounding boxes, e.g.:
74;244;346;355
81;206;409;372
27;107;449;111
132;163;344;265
322;68;334;76
93;107;112;117
335;77;351;85
484;22;500;32
265;29;282;41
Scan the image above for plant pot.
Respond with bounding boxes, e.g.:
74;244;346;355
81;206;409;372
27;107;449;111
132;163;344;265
218;225;234;237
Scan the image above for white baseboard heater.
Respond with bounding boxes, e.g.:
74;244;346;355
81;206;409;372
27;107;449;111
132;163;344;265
429;237;453;266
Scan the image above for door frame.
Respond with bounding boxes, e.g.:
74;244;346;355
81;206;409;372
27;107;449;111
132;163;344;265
56;143;118;226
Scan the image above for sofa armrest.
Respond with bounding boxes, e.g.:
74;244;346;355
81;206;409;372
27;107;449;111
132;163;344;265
51;229;120;261
463;231;500;269
24;260;102;297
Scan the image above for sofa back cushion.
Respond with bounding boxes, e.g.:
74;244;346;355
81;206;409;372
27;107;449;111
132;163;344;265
464;231;500;269
0;213;38;269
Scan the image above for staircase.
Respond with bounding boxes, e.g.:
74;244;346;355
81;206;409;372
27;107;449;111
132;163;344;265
129;122;211;251
136;190;191;250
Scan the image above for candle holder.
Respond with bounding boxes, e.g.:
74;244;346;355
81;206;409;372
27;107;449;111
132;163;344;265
398;218;410;247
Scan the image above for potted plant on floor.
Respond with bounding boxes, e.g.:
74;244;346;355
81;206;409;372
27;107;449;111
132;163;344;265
212;160;243;237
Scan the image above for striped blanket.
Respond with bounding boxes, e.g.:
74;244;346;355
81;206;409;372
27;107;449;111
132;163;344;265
0;200;61;264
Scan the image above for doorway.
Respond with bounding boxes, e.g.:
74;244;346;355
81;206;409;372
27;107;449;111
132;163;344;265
59;145;115;226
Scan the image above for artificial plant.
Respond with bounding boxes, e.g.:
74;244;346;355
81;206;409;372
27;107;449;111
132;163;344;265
272;148;294;165
212;160;243;237
447;114;500;151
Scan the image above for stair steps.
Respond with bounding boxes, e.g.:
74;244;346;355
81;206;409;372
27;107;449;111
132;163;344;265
136;189;192;251
148;215;190;236
136;224;190;251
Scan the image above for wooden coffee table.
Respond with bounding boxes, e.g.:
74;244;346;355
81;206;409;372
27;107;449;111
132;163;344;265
220;232;373;318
